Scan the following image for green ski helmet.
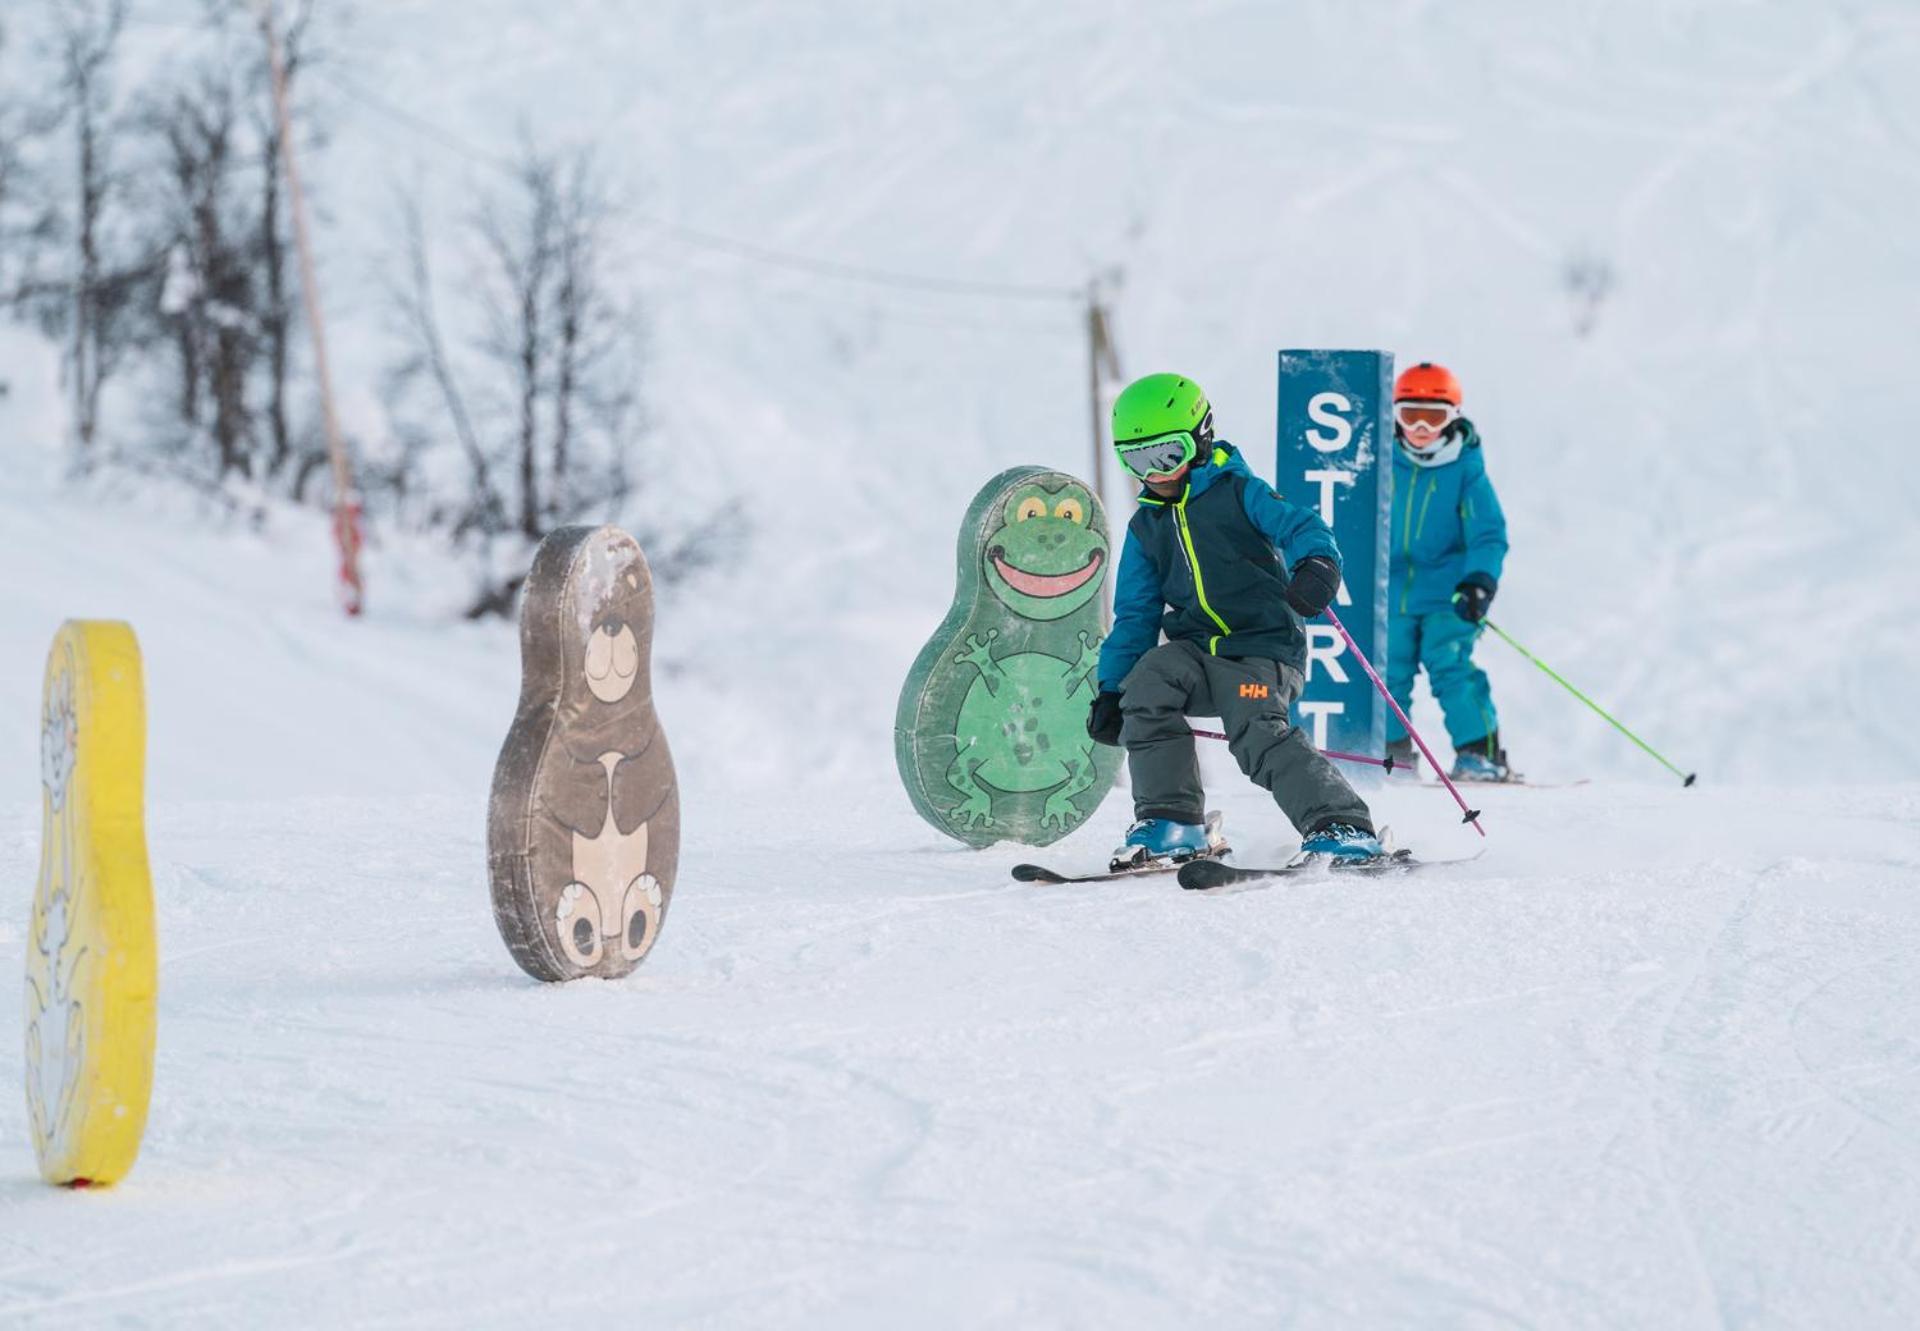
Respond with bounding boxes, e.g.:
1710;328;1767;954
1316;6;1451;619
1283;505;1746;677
1111;373;1214;480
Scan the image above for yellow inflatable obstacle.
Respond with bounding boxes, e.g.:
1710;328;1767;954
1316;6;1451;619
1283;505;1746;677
24;622;156;1187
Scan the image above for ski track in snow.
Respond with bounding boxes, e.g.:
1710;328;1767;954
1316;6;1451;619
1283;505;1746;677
0;778;1917;1327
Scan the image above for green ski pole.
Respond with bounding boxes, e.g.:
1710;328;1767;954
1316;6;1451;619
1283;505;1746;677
1476;615;1697;787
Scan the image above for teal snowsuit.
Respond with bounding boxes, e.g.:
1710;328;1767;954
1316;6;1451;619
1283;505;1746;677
1387;421;1509;748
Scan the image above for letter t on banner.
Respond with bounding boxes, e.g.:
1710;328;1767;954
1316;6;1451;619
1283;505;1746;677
1276;350;1393;759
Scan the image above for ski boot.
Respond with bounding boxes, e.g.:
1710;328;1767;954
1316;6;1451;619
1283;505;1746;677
1385;737;1420;780
1450;732;1516;783
1297;821;1385;864
1110;811;1226;872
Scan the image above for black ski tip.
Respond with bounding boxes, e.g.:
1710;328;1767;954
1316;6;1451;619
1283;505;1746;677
1177;858;1246;891
1683;773;1698;788
1010;863;1068;884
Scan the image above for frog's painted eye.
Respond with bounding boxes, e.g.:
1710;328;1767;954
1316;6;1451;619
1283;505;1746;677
1054;497;1085;525
1016;496;1046;521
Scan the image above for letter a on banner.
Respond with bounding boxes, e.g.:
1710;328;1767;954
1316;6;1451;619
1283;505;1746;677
1276;351;1393;759
26;621;157;1187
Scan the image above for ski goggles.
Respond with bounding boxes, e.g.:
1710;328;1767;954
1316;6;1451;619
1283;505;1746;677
1393;400;1460;434
1114;430;1198;480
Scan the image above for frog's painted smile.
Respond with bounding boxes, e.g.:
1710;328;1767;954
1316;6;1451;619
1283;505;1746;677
989;547;1104;600
981;481;1109;621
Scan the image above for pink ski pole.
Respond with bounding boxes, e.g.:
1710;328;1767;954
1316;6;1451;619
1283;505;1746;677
1189;728;1398;773
1323;606;1485;836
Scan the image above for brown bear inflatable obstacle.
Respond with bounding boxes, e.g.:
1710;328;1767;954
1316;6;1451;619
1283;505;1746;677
488;526;680;982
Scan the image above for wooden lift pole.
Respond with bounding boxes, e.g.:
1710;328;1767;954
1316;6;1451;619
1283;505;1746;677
1086;278;1122;513
255;0;363;615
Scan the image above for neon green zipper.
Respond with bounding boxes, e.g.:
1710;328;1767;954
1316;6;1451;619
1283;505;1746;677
1174;487;1232;653
1399;477;1417;613
1399;475;1438;614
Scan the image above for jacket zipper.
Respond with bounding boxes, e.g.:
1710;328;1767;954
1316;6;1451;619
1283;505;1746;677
1398;475;1416;613
1399;474;1438;613
1174;487;1233;653
1415;476;1438;541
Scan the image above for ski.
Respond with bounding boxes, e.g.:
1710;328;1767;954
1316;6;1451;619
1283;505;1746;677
1011;851;1226;885
1013;812;1227;884
1176;849;1481;891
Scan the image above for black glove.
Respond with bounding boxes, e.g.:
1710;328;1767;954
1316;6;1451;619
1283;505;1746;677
1284;555;1341;618
1453;574;1497;623
1086;690;1124;746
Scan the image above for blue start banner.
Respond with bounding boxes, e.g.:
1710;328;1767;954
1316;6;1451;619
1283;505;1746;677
1275;349;1394;759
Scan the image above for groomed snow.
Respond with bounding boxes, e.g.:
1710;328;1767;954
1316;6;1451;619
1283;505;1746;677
4;778;1919;1325
0;476;1917;1327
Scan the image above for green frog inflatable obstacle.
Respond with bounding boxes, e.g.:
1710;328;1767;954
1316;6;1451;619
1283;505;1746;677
894;467;1123;848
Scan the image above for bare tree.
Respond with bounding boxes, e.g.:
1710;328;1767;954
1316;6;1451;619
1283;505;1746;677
0;18;20;231
383;138;689;616
44;0;133;469
0;20;31;312
145;67;260;480
547;151;638;527
471;141;561;541
230;0;322;481
384;188;499;536
0;0;351;500
0;22;17;405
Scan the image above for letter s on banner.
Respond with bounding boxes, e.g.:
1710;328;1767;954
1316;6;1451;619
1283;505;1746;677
1305;392;1353;452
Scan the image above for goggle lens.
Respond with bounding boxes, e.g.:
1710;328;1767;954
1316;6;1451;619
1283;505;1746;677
1394;401;1458;432
1116;431;1196;480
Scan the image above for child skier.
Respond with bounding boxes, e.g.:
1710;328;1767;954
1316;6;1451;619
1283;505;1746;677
1387;361;1513;781
1085;372;1382;868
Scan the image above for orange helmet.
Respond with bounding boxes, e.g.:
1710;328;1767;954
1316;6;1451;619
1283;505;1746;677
1393;361;1462;406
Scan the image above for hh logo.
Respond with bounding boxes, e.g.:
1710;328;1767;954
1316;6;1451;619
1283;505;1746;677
1238;683;1270;699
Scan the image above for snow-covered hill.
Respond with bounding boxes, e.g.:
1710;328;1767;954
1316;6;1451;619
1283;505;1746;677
308;0;1920;786
2;2;1919;1326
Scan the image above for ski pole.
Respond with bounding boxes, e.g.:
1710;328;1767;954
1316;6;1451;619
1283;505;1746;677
1189;728;1397;773
1323;606;1485;835
1477;617;1697;787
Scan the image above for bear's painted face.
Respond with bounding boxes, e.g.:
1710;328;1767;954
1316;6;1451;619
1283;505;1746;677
584;620;640;704
983;482;1107;622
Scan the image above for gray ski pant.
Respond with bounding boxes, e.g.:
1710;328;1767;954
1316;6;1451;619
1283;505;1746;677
1119;639;1373;835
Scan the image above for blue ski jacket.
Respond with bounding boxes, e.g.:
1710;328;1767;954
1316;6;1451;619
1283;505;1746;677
1390;419;1509;617
1097;442;1341;689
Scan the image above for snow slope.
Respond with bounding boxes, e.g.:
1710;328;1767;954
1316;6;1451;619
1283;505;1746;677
1;478;1918;1329
302;0;1920;786
2;626;1918;1325
2;0;1919;1326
